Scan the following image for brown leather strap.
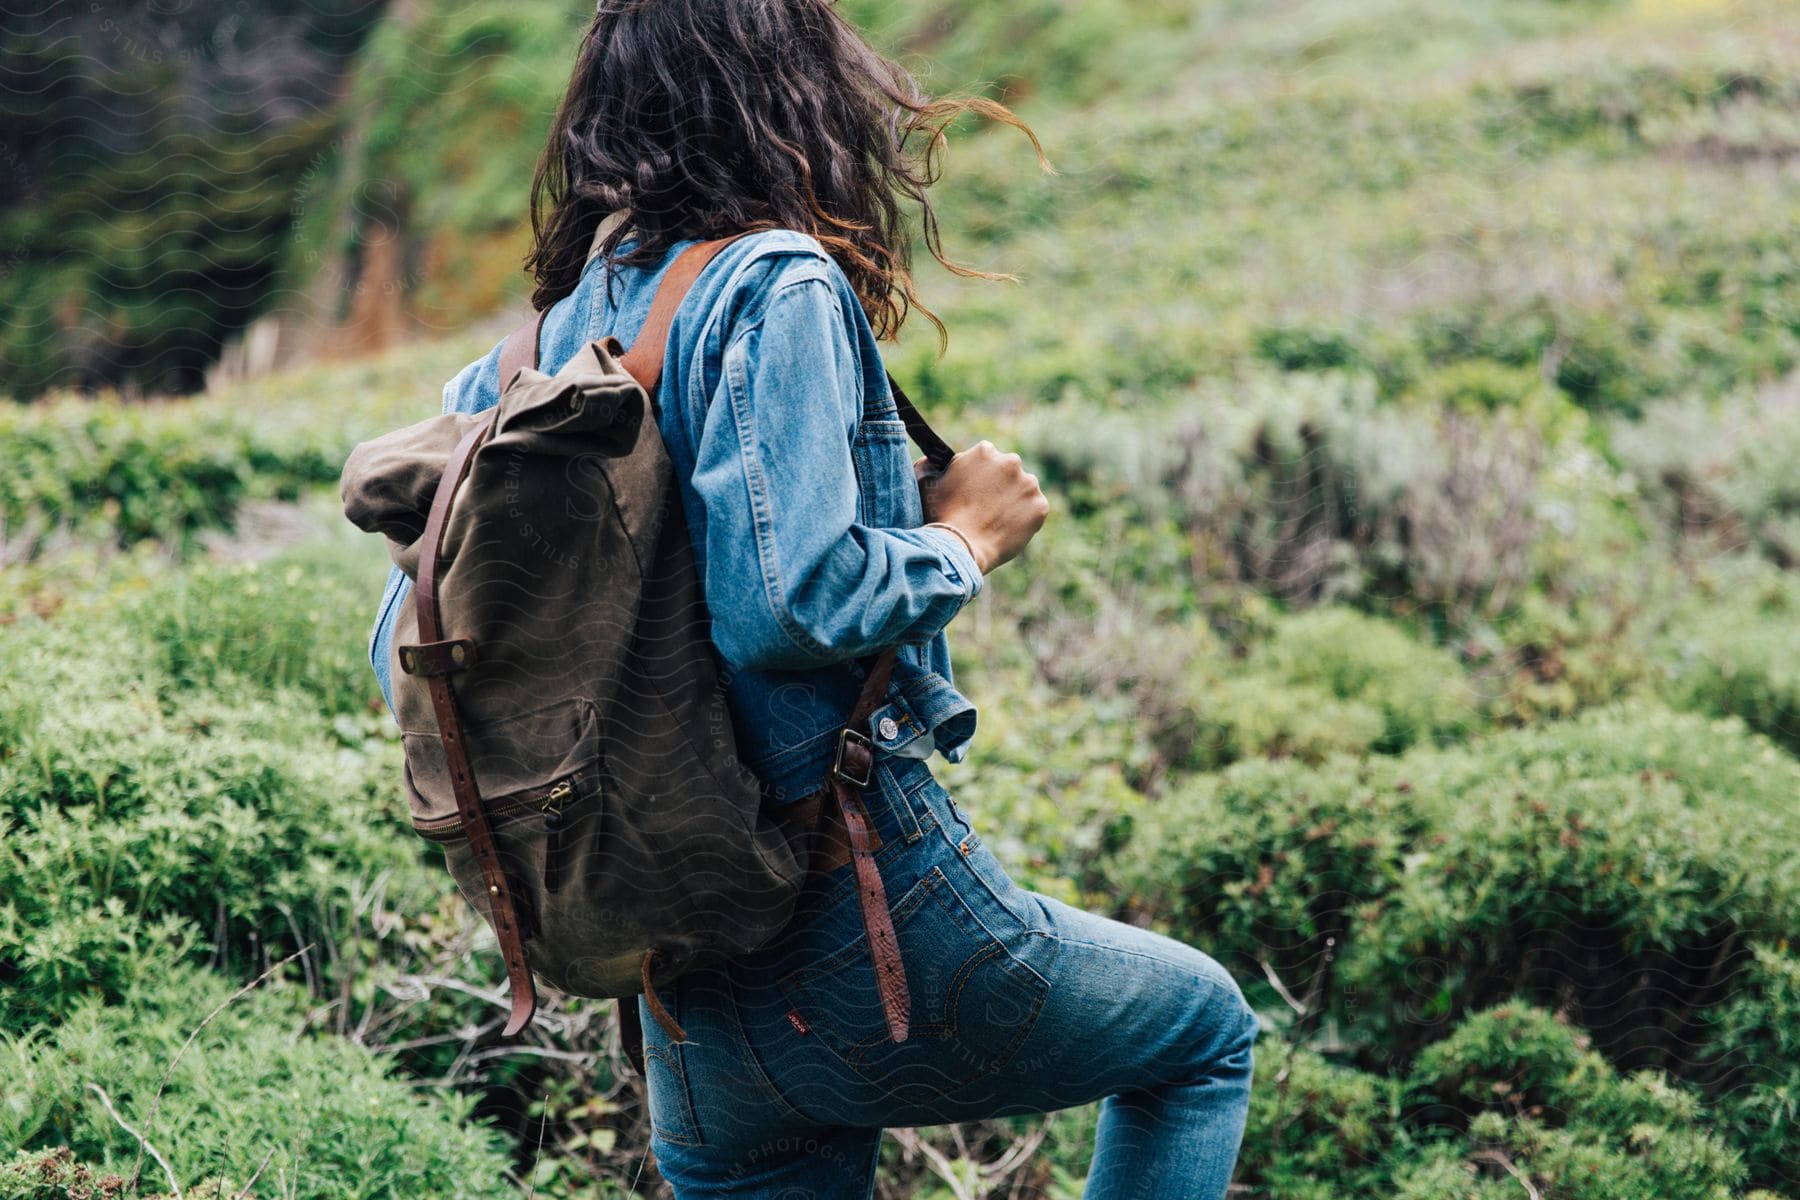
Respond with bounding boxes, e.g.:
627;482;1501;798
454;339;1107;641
618;236;743;393
498;309;546;390
496;237;741;393
404;407;540;1038
774;787;853;877
497;245;955;471
833;646;910;1042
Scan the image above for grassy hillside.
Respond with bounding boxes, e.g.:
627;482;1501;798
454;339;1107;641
5;0;1800;1197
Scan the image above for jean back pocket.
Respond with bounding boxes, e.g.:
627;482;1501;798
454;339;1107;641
777;866;1049;1105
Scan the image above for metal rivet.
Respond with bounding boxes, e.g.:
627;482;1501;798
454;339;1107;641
878;717;900;741
489;885;500;895
451;644;467;665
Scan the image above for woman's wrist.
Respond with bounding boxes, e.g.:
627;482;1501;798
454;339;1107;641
924;520;988;576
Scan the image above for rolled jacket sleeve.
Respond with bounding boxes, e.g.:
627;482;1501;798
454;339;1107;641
693;274;981;670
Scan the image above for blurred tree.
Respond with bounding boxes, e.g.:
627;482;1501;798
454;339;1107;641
0;0;387;398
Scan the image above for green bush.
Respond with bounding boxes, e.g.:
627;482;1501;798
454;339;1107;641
1253;325;1367;373
1696;943;1800;1189
1238;1006;1753;1200
0;966;514;1200
1239;1038;1396;1200
0;402;250;560
0;544;437;1030
1402;1006;1747;1200
1106;702;1800;1191
1250;607;1480;751
1;338;478;562
1017;374;1545;621
119;541;394;719
1182;673;1390;769
1656;558;1800;752
1614;379;1800;570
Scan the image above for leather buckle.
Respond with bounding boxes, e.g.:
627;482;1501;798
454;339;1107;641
832;726;875;789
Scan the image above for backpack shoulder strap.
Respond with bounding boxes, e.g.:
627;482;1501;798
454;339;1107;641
497;310;545;393
618;236;743;392
494;236;742;397
495;242;955;470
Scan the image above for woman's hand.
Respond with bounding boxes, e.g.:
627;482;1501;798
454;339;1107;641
914;441;1049;574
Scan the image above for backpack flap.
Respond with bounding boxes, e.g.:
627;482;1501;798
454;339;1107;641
339;409;490;546
492;338;643;450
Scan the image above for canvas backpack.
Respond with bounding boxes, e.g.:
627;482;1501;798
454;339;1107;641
339;235;954;1050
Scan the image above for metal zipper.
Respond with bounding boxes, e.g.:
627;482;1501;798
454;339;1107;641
413;770;584;842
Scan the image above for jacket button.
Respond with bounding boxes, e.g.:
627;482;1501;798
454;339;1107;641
878;717;900;741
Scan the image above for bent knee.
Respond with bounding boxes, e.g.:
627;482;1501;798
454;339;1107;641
1191;960;1260;1068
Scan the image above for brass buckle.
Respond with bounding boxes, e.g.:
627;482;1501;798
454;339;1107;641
832;726;875;788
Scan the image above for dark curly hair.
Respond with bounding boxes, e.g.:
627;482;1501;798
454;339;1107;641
525;0;1044;343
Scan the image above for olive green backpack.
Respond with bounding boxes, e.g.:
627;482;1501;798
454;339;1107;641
340;235;953;1051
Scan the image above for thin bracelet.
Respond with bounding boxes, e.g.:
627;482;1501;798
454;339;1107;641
924;521;983;573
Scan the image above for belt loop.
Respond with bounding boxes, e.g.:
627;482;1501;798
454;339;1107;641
875;755;927;845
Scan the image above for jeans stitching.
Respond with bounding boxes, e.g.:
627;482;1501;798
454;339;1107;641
794;869;1051;1089
934;804;1043;933
721;971;812;1126
780;868;939;992
644;1044;703;1148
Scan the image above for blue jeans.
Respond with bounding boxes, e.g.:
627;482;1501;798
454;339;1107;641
637;755;1258;1198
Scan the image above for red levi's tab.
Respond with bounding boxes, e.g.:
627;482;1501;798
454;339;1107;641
786;1009;813;1036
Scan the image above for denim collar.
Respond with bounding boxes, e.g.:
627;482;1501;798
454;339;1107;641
586;210;633;264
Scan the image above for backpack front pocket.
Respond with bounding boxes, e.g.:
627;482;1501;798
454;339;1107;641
412;763;597;897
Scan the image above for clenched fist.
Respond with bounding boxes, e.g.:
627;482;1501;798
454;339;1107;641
915;441;1050;574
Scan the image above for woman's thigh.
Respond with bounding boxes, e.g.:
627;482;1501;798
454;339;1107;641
645;756;1255;1186
716;758;1060;1128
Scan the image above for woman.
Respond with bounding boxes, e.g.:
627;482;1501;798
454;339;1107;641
372;1;1258;1195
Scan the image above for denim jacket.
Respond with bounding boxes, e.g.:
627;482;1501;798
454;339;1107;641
367;228;983;805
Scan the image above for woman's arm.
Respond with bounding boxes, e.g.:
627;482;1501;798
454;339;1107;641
693;272;983;670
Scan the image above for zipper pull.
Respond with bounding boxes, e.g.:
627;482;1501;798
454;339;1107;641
543;779;573;810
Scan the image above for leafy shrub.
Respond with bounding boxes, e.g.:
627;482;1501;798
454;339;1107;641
1;1148;142;1200
1342;709;1800;1070
0;402;250;561
0;966;514;1200
119;540;393;718
1254;325;1367;373
1656;560;1800;752
1238;1007;1752;1200
1239;1038;1396;1200
1106;702;1800;1191
1182;673;1390;770
1250;607;1480;751
0;546;435;1030
1402;1006;1747;1200
980;524;1424;776
1019;374;1546;621
1695;943;1800;1190
2;338;477;562
1108;754;1429;1002
1613;375;1800;569
0;672;429;1028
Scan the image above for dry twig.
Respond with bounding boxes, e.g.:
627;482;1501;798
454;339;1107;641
88;1084;181;1199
